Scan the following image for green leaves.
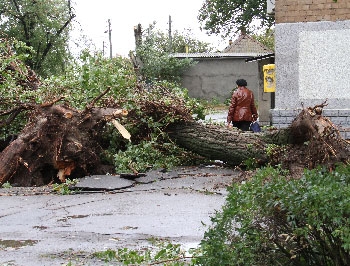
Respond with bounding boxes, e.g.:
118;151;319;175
52;178;79;195
199;164;350;265
0;0;75;77
134;26;212;82
92;240;195;265
198;0;275;37
44;51;137;109
113;140;184;174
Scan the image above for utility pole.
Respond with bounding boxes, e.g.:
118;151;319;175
168;15;172;53
108;19;112;59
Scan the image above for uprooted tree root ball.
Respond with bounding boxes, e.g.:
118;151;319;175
269;101;349;176
0;93;128;186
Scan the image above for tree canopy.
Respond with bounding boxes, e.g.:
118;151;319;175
153;28;214;54
134;24;213;82
197;0;275;37
0;0;76;77
252;28;275;50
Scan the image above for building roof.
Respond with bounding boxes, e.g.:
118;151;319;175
222;33;274;54
245;53;275;62
171;52;268;59
171;32;273;60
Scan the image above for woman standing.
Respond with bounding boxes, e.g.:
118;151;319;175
227;79;258;131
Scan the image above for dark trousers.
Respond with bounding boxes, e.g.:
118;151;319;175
232;121;251;131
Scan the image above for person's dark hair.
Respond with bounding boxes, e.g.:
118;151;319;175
236;79;247;87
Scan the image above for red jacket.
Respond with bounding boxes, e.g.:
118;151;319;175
227;87;258;123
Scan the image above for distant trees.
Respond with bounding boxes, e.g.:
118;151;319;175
134;24;214;82
152;28;214;54
197;0;275;37
197;0;338;38
252;28;275;51
0;0;76;77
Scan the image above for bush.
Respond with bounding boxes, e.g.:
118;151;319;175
198;164;350;266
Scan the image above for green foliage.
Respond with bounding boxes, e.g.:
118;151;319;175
0;47;136;139
113;140;198;174
0;37;34;93
108;79;207;173
136;40;195;82
134;25;214;82
265;144;289;166
93;239;198;265
0;0;75;77
198;0;275;37
265;143;281;157
252;28;275;51
52;178;79;195
242;157;259;170
149;27;214;54
198;164;350;265
0;38;38;138
1;181;12;188
44;50;137;110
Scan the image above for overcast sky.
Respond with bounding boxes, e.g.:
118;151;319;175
70;0;228;57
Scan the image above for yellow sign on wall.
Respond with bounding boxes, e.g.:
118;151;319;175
263;64;276;92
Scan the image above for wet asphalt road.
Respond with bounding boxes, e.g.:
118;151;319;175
0;166;238;266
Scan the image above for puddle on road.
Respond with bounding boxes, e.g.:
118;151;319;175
0;239;38;250
33;225;48;230
57;214;89;222
57;213;113;222
121;226;138;230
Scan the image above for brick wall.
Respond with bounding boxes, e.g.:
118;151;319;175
275;0;350;23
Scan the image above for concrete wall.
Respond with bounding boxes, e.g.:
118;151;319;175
274;21;350;110
181;58;260;103
272;0;350;138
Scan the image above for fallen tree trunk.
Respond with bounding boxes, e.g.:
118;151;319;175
166;122;287;166
167;105;349;172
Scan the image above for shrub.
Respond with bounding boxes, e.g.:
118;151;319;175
198;164;350;266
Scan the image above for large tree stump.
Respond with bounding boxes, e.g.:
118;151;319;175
0;102;127;186
281;104;350;171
